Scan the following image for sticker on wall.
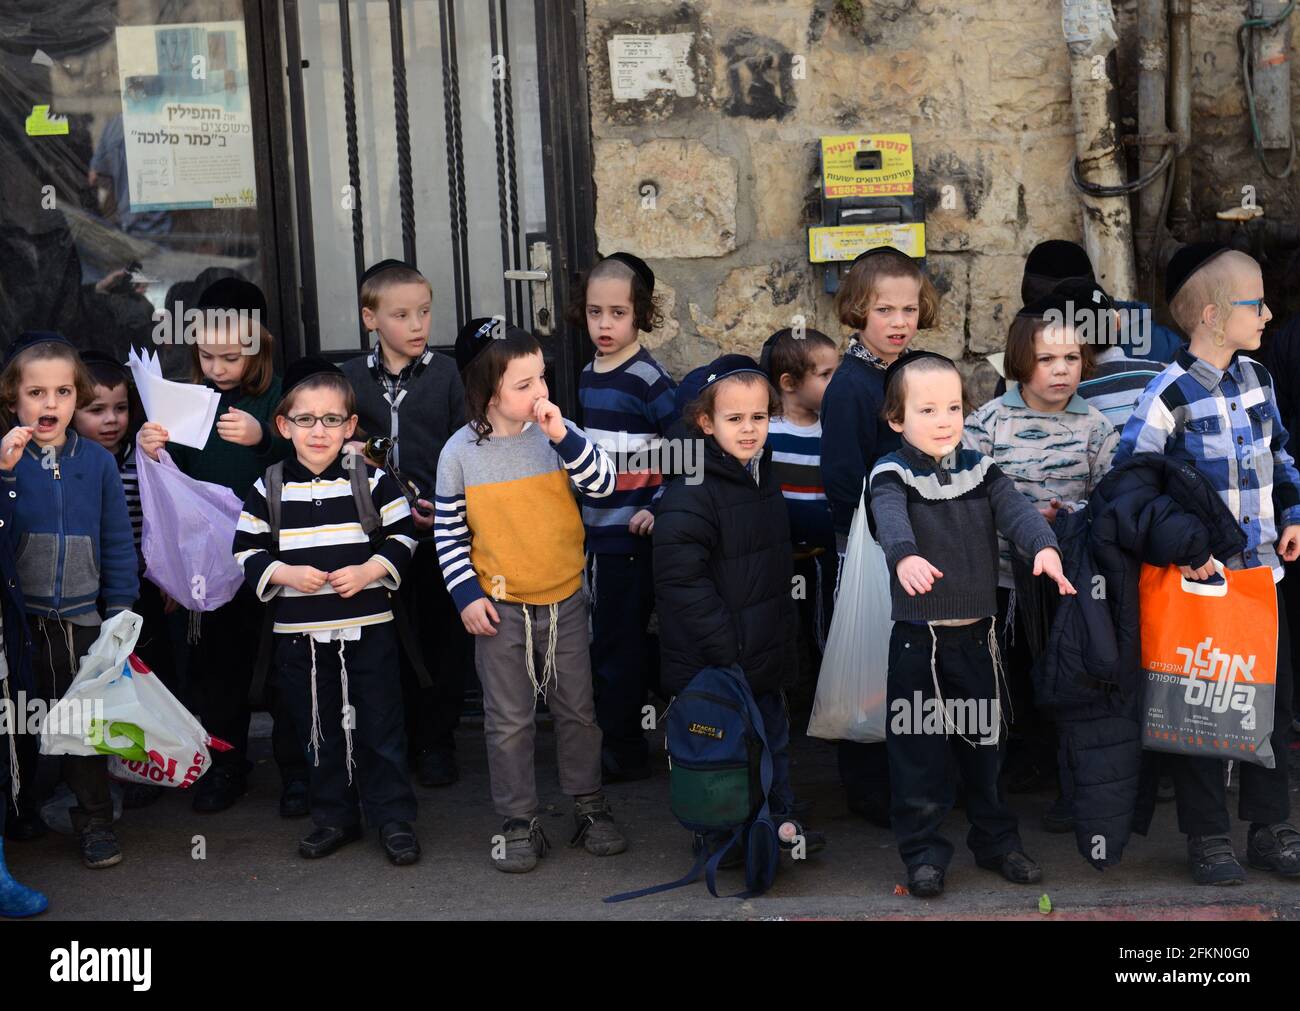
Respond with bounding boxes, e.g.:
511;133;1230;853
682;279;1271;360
807;223;926;264
113;21;257;211
607;34;696;102
820;134;914;199
25;104;69;136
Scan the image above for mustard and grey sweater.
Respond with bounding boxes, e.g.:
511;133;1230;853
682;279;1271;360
434;421;615;610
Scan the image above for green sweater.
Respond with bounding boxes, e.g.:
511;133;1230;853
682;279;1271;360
169;379;291;498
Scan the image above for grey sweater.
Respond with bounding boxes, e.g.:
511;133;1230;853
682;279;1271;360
868;440;1058;622
340;347;466;504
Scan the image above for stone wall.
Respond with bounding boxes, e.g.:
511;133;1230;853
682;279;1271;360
585;0;1300;401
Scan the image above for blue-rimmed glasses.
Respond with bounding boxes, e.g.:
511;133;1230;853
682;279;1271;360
1232;298;1267;317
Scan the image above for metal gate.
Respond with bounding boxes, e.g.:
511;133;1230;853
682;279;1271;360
272;0;594;410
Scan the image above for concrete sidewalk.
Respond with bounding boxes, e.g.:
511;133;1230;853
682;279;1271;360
10;718;1300;921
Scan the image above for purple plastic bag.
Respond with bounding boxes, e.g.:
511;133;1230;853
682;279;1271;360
136;438;246;612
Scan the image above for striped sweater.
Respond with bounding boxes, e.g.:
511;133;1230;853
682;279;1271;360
767;416;835;550
578;345;678;553
233;457;417;634
963;382;1118;587
869;441;1058;623
435;420;616;610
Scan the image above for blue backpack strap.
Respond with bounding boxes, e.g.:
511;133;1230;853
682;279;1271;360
604;846;710;904
719;664;779;899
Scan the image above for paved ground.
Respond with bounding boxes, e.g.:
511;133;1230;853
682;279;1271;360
11;715;1300;920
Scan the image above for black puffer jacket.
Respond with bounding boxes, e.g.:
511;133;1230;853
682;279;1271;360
1041;453;1245;869
654;436;796;697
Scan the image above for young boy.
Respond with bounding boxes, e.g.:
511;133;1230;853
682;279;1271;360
1116;242;1300;885
869;351;1072;898
569;252;677;782
234;357;420;864
341;260;469;789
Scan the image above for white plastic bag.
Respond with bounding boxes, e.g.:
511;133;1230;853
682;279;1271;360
807;483;892;743
39;611;229;788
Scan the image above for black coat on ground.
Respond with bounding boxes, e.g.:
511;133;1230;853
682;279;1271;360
653;436;796;698
1038;452;1245;869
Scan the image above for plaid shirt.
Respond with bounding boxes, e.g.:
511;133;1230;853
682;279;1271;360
1115;348;1300;579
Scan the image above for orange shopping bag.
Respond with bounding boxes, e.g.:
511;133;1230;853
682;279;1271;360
1138;561;1278;768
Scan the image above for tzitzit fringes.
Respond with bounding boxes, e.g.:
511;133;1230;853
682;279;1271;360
984;621;1006;747
187;610;202;644
338;639;355;785
813;555;827;654
541;602;559;698
928;623;978;747
308;636;322;766
523;604;540;698
2;675;18;805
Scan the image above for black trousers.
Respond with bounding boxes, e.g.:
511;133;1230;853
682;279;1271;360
1170;583;1294;836
996;587;1057;778
186;587;305;782
12;619;110;832
400;541;468;758
590;549;658;770
886;619;1021;870
276;622;416;829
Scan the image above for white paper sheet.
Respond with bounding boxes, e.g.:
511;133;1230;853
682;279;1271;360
126;347;220;449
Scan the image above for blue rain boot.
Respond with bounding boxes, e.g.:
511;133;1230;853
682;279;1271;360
0;838;48;917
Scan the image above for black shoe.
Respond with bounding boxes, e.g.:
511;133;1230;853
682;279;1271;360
1246;823;1300;877
1188;834;1246;886
79;826;122;869
279;780;310;819
1041;795;1075;834
298;824;363;859
122;783;164;810
846;797;892;829
416;750;459;788
692;831;743;869
3;812;46;842
778;819;826;857
380;821;421;866
976;849;1042;884
907;864;945;898
601;756;652;784
192;766;247;813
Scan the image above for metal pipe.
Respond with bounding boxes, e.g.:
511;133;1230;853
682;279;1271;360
1136;0;1169;272
1168;0;1193;234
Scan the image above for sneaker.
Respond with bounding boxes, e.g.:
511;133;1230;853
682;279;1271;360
279;779;310;819
416;750;459;788
570;793;627;856
494;817;549;873
79;826;122;869
976;849;1042;884
1246;823;1300;877
192;765;247;813
1041;795;1074;834
907;863;945;898
1187;834;1247;886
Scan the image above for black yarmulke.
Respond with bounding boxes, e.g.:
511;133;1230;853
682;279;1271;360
196;277;267;318
1051;277;1115;314
1017;293;1077;319
4;330;72;367
454;316;500;373
282;355;345;396
699;354;767;390
359;258;419;290
882;350;956;393
1024;240;1094;282
850;244;908;268
1165;241;1231;302
602;252;655;293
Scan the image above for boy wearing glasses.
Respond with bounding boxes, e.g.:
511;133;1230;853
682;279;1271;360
233;357;421;865
1116;243;1300;885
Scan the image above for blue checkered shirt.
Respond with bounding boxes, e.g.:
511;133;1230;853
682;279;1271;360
1115;348;1300;579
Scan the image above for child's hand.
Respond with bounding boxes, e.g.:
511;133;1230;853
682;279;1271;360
461;596;500;636
1279;525;1300;563
343;440;382;468
0;426;33;471
1179;556;1219;581
216;408;263;447
629;509;655;536
533;398;567;442
1033;548;1075;595
411;498;435;531
328;561;385;599
1038;498;1064;525
896;555;943;596
138;422;169;461
276;565;329;594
